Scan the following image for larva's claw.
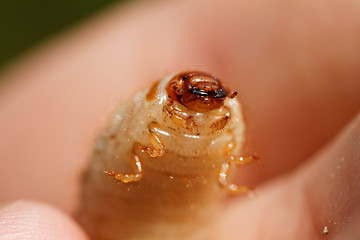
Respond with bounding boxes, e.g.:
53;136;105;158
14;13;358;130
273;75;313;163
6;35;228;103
218;162;254;195
104;152;143;183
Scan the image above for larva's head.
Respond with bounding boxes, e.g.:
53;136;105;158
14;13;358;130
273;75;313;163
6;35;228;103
166;71;236;113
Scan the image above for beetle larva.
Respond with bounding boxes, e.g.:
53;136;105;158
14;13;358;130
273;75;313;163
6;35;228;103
78;71;252;240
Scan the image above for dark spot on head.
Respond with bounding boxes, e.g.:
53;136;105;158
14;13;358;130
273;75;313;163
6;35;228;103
213;89;228;98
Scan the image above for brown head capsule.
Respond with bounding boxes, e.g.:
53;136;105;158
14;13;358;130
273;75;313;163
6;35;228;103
166;72;229;112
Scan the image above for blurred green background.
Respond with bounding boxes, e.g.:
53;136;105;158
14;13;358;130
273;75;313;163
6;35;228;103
0;0;129;69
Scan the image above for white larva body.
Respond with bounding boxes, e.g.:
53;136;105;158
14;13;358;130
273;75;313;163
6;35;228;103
79;73;245;240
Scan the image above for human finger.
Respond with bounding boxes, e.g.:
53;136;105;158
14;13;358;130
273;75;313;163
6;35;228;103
215;113;360;239
0;0;360;213
0;200;88;240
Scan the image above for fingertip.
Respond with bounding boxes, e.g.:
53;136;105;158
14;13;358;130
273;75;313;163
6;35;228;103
0;200;88;240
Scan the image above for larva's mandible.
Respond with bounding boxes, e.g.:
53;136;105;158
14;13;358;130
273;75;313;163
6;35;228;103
79;71;252;240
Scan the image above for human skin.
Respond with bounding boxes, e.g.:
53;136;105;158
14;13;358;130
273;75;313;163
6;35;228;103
0;0;360;239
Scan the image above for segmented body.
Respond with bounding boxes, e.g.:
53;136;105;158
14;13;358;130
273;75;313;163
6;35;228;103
79;72;246;240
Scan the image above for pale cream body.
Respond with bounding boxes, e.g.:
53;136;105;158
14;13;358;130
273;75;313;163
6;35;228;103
79;74;245;240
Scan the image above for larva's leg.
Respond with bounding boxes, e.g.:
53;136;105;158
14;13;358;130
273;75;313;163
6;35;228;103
146;123;166;157
223;141;258;166
104;153;143;183
218;162;252;194
218;141;257;194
